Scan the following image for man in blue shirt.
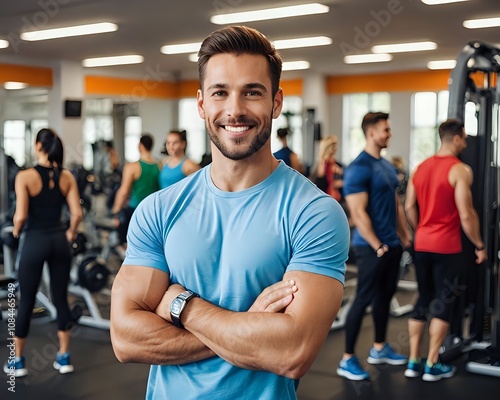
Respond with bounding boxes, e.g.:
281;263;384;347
337;112;412;381
110;26;349;399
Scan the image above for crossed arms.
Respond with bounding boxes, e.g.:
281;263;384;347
110;265;343;379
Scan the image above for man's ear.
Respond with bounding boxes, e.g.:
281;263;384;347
197;89;205;119
272;88;284;119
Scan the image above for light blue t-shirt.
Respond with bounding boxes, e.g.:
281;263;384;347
158;157;187;189
125;161;349;400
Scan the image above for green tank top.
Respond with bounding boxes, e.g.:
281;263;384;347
129;160;160;208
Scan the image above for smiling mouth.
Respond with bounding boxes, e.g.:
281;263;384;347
224;126;251;133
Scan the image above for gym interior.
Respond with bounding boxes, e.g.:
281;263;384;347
1;1;500;399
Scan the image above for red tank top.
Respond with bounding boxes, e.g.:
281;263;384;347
413;155;461;253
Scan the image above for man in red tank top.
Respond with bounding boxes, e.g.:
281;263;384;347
404;119;487;381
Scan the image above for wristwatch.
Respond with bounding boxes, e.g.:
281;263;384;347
170;290;200;328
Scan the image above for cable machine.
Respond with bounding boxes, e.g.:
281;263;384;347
447;40;500;377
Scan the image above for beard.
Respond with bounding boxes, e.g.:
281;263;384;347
206;114;273;161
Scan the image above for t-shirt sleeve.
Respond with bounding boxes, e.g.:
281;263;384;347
122;193;168;273
287;196;349;285
343;163;369;196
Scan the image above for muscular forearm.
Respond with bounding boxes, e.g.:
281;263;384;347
182;301;316;378
351;211;382;249
179;277;342;379
111;306;215;365
460;211;484;248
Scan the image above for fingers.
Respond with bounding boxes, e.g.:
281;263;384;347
249;280;298;313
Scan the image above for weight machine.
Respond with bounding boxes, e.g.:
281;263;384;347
446;40;500;377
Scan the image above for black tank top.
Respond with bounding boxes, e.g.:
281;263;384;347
27;165;67;231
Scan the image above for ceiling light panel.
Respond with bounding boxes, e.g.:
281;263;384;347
282;61;310;71
421;0;468;5
463;17;500;29
273;36;332;50
161;42;201;55
21;22;117;41
427;59;457;69
82;54;144;67
4;81;28;90
344;54;393;64
211;3;329;24
372;41;437;53
0;39;9;49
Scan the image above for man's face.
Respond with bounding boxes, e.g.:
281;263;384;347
197;53;283;161
370;119;392;149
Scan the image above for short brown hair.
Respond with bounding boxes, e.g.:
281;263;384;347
361;112;389;136
197;26;282;96
438;119;464;141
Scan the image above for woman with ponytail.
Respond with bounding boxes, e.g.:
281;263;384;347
4;128;82;377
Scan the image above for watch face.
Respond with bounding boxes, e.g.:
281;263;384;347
170;298;183;315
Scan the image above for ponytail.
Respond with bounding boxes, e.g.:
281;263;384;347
36;128;64;169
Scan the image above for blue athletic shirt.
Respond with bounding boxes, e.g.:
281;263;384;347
158;157;187;189
343;151;400;247
124;161;349;400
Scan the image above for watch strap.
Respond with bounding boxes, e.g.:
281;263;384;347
171;290;199;328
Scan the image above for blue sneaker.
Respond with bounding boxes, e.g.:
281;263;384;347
422;362;456;382
53;352;74;374
3;356;28;377
337;356;370;381
404;358;426;378
367;343;407;365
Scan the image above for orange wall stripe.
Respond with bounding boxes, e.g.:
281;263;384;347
326;70;452;94
85;76;178;99
0;63;52;86
177;80;200;98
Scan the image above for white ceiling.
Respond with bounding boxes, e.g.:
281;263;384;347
0;0;499;83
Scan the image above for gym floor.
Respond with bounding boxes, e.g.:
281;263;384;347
1;283;498;399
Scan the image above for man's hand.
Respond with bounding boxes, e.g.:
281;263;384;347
154;280;298;322
248;279;297;312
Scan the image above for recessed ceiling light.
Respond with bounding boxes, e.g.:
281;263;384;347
188;53;199;62
82;54;144;68
0;39;8;49
463;17;500;29
372;41;437;53
273;36;332;50
167;36;332;56
344;53;393;64
4;81;28;90
20;22;117;41
161;42;201;55
427;59;457;69
210;3;329;25
282;61;310;71
421;0;468;5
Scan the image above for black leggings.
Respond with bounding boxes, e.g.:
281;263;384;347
15;229;72;338
345;245;403;354
409;252;465;323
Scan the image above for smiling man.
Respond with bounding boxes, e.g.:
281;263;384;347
110;26;349;399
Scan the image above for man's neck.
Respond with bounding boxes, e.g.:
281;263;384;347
210;152;279;192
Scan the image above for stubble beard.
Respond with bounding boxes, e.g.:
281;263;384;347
206;114;273;161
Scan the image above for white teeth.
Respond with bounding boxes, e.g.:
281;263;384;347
225;126;249;133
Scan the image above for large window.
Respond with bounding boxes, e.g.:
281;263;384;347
410;91;449;170
178;99;206;163
3;120;26;167
270;96;303;158
342;92;390;163
124;116;142;162
83;99;114;170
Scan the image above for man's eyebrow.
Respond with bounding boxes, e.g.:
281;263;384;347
206;82;268;91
